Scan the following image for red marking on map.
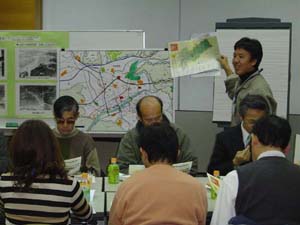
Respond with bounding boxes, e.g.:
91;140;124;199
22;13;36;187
170;43;178;51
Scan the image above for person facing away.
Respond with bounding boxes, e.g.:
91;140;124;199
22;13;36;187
117;95;198;175
207;94;270;176
211;115;300;225
109;122;207;225
53;95;100;176
0;120;92;225
219;37;277;126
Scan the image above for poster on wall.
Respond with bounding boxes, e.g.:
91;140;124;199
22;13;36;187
0;31;68;118
59;50;174;132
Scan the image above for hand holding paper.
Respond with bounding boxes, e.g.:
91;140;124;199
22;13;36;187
64;156;81;175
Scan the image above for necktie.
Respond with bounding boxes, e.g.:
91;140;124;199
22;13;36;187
245;134;251;147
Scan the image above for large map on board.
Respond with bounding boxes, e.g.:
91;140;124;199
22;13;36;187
59;50;173;132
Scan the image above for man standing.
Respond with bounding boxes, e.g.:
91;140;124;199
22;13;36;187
207;95;269;176
117;95;197;175
53;95;100;176
109;123;207;225
211;115;300;225
219;37;277;126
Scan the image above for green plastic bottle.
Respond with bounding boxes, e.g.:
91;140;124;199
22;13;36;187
80;172;91;202
108;157;119;184
210;170;220;200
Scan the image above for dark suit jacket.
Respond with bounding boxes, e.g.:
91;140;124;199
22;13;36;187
207;124;245;176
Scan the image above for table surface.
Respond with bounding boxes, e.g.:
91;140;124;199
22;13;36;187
90;177;104;213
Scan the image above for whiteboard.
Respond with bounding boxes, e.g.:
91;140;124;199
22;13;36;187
294;134;300;165
213;29;290;122
69;30;145;49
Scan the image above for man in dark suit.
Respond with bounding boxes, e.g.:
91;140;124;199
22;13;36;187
211;115;300;225
207;94;270;176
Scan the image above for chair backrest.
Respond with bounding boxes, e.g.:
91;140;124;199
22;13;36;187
228;215;259;225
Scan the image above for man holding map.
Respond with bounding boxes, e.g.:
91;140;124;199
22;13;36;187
116;95;198;175
219;37;277;126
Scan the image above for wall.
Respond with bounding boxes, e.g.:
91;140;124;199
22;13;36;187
43;0;300;172
0;0;42;29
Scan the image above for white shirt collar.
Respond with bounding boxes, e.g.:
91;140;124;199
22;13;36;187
257;150;286;160
241;122;250;147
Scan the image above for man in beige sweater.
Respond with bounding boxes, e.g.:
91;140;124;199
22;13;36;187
109;122;207;225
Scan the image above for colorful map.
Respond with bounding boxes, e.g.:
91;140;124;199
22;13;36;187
169;35;220;78
59;50;173;132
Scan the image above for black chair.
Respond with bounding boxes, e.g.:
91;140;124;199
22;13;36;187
228;215;259;225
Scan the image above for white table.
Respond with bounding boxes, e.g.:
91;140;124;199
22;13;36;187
195;177;216;212
104;177;121;192
90;177;104;213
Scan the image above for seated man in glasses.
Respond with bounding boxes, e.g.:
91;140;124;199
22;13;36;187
53;95;100;176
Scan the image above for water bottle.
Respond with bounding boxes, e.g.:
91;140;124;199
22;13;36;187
210;170;220;200
108;157;119;184
80;172;91;202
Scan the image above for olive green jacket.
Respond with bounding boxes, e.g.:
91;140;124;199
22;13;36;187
225;71;277;126
116;120;198;175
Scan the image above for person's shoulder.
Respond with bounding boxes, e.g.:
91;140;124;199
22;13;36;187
126;125;138;135
52;128;60;137
170;122;187;135
117;169;146;192
122;125;139;140
217;124;241;138
176;171;206;191
75;130;94;141
45;175;78;189
289;162;300;175
249;73;270;87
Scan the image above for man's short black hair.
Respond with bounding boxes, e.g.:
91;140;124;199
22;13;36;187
53;95;79;118
252;115;291;150
136;95;163;118
234;37;263;70
239;94;270;118
139;122;178;164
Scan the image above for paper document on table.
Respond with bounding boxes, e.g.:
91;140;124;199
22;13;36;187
128;165;145;175
128;161;192;175
65;156;81;175
168;32;221;78
173;161;192;173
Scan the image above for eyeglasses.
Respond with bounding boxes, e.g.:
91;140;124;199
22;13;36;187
142;114;163;124
56;118;76;125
